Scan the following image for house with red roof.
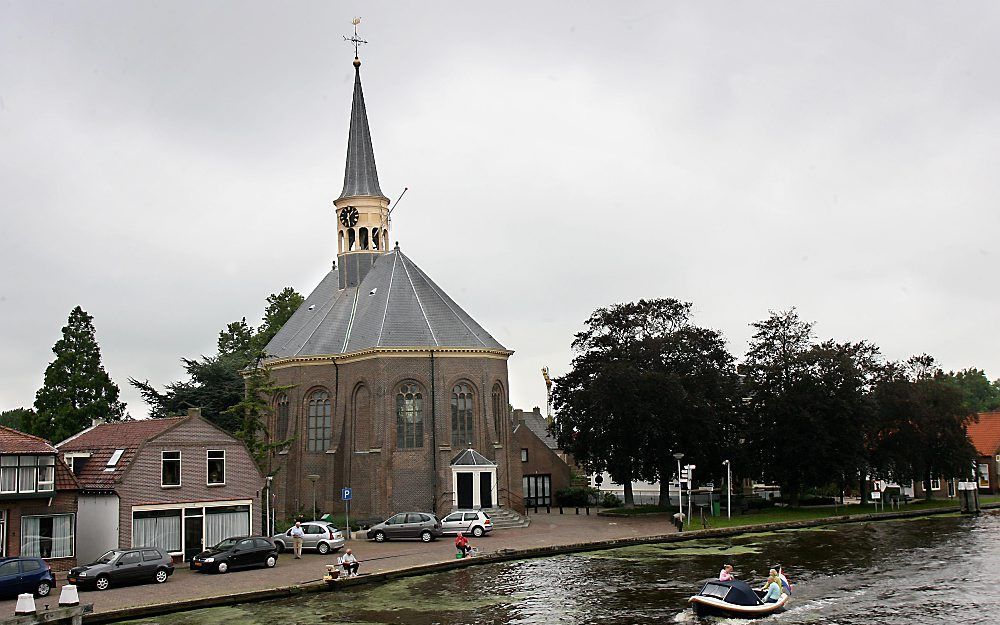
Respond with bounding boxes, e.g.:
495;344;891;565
57;408;264;564
967;410;1000;494
0;425;79;570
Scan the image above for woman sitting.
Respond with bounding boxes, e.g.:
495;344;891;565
761;570;783;603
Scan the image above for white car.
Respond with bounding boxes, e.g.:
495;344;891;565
440;510;493;537
272;521;345;554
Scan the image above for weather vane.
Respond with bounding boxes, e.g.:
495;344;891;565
343;17;367;59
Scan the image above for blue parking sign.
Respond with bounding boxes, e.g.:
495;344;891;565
342;487;352;501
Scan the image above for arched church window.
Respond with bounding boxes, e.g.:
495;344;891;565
396;383;424;449
276;393;290;440
383;228;388;249
451;383;475;448
372;227;380;250
338;230;344;254
348;228;356;251
307;390;331;451
360;227;369;250
491;384;505;440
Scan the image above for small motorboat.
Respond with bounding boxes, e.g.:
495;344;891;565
688;579;788;619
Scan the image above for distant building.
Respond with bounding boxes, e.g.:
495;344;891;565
57;409;263;563
0;426;79;570
968;410;1000;494
512;408;575;507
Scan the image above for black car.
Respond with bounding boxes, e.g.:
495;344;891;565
68;548;174;591
190;536;278;574
0;557;56;597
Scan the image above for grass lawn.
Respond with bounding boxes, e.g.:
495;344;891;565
690;497;979;530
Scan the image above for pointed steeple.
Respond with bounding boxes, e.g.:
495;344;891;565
338;58;386;201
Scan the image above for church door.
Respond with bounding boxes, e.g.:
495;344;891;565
479;473;493;508
457;473;474;508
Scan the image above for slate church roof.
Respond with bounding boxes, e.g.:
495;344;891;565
338;61;386;201
264;249;507;359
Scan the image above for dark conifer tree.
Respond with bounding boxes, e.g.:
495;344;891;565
31;306;127;441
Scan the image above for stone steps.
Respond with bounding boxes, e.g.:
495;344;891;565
482;507;530;529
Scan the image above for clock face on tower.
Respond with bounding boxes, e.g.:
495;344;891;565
339;206;359;228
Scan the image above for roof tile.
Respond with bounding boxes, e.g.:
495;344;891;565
58;417;184;489
969;411;1000;457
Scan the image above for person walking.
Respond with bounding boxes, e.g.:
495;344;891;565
290;521;305;559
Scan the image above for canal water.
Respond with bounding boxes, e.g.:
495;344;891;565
126;512;999;625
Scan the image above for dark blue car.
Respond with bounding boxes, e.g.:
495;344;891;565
0;557;56;597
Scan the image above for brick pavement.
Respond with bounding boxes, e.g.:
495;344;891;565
0;512;675;619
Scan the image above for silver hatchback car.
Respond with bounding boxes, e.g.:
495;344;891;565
440;510;493;537
271;522;345;554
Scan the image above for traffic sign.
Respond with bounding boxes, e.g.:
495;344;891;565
342;487;352;501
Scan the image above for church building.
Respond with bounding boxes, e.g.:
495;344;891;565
262;53;519;521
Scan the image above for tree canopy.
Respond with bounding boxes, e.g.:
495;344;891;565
552;299;741;507
30;306;127;442
130;287;303;432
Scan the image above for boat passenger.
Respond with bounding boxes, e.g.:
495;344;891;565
718;564;734;581
762;573;782;603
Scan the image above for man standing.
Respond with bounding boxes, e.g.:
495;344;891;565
290;521;305;559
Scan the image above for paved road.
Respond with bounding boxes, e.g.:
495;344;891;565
0;512;674;618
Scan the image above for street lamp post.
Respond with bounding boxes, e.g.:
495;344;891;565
673;452;685;529
723;460;731;519
307;474;321;521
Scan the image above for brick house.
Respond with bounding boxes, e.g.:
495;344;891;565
512;408;575;507
261;55;519;521
57;409;264;563
968;410;1000;494
0;426;79;571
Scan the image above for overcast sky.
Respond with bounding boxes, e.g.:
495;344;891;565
2;1;999;420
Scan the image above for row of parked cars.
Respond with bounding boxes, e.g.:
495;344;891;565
0;509;495;598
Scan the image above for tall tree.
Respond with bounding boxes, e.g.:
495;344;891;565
942;368;1000;413
222;363;293;473
129;288;303;432
868;356;977;497
552;299;741;507
31;306;127;442
741;309;878;505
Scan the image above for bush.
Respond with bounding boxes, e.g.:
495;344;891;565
745;496;776;511
600;492;623;508
556;486;600;507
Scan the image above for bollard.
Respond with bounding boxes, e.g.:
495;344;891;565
546;504;551;514
15;593;36;615
559;506;563;514
575;507;579;515
59;584;80;607
586;506;590;515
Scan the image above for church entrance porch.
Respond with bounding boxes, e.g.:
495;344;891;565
450;449;497;510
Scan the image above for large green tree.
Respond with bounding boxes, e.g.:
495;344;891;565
130;288;303;432
552;299;741;507
740;309;880;505
31;306;127;442
941;368;1000;413
868;356;977;497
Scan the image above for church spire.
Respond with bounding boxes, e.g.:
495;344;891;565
338;56;386;201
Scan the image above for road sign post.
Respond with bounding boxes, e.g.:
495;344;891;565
342;487;352;539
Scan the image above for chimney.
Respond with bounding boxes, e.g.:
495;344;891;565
186;407;202;419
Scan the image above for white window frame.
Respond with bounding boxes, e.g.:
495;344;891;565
161;451;181;488
21;513;75;559
0;510;6;557
36;456;54;492
930;477;942;491
206;450;225;486
978;463;990;489
520;448;528;462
